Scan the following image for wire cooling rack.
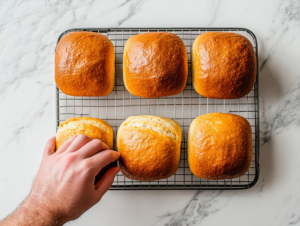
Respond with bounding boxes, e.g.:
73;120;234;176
56;28;259;190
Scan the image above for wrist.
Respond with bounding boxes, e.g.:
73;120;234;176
22;195;65;226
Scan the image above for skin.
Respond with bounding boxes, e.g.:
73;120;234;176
0;135;120;226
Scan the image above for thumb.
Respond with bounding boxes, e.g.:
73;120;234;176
43;136;56;158
94;167;120;201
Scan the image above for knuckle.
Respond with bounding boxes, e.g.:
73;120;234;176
77;134;86;139
65;153;78;166
77;134;91;141
80;161;87;170
92;139;102;146
60;157;75;171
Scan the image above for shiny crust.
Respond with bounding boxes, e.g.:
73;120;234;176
56;117;114;150
123;32;188;98
55;32;115;96
117;115;182;181
187;113;253;180
192;32;257;99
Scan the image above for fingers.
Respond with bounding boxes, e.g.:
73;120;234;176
94;167;120;200
65;135;93;153
55;135;79;154
85;150;120;175
77;139;109;158
43;136;56;157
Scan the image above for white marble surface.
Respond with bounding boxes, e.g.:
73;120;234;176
1;0;300;225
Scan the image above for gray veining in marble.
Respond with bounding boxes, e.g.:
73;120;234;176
1;0;300;225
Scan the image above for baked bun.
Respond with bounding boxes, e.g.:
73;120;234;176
188;113;252;180
117;115;182;181
123;32;188;98
192;32;257;99
55;31;115;96
56;117;114;150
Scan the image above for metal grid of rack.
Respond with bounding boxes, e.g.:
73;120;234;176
56;28;259;190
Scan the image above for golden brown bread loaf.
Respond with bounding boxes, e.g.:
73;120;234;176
123;32;188;98
192;32;257;99
55;31;115;96
56;117;114;150
188;113;252;180
117;115;182;181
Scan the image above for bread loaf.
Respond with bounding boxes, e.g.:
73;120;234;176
117;115;182;181
188;113;253;180
123;32;188;98
55;31;115;96
56;117;114;150
192;32;257;99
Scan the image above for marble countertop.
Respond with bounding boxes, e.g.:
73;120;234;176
1;0;300;225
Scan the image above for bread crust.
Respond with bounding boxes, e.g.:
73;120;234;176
56;117;114;150
117;115;182;181
187;113;253;180
192;32;257;99
55;31;115;96
123;32;188;98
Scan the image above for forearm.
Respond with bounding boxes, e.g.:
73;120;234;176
0;197;64;226
1;136;120;226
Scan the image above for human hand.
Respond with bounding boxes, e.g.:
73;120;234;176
27;135;120;224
